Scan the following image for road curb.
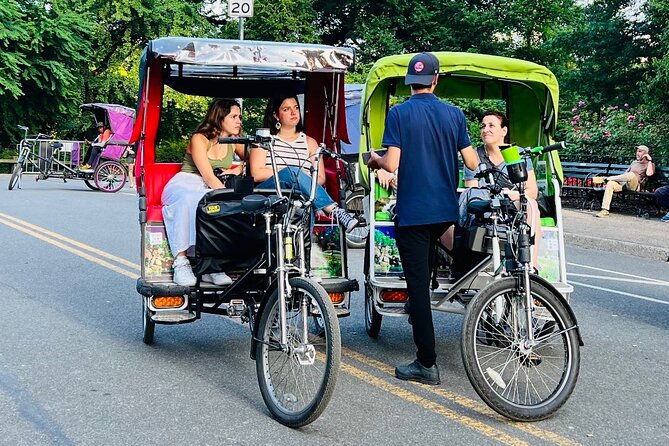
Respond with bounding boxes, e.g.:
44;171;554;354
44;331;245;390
565;232;669;262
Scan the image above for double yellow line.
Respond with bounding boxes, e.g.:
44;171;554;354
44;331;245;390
0;211;578;445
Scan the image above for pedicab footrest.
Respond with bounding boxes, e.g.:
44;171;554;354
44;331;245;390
136;278;190;297
319;277;359;293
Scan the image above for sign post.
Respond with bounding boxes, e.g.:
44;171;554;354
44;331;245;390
228;0;254;39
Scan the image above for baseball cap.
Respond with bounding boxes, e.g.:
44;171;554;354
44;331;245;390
635;144;649;152
405;52;440;86
96;122;104;127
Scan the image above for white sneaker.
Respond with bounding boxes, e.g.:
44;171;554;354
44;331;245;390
202;272;232;286
172;256;196;286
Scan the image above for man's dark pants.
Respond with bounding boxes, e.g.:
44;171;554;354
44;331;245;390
656;185;669;208
395;221;453;368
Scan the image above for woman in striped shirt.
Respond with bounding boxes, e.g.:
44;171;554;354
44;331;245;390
249;94;358;233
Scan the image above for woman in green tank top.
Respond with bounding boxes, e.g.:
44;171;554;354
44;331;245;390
162;98;246;286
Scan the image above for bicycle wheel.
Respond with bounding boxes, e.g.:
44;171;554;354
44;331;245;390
255;276;341;427
84;179;99;191
364;280;382;337
461;276;580;421
94;161;126;192
344;190;369;249
142;297;155;345
8;158;25;190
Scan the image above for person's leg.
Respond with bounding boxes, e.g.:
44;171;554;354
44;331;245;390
128;163;135;188
600;180;623;213
395;223;436;368
525;196;542;271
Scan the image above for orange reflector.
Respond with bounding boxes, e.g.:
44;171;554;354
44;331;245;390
380;290;408;303
328;292;345;304
152;296;185;308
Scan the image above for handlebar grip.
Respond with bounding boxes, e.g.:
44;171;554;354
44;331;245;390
533;141;566;155
218;137;250;144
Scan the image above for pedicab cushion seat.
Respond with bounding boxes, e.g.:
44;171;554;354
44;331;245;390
144;163;182;222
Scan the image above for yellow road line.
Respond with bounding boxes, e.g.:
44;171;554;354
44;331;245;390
0;214;577;445
0;212;139;271
0;216;137;279
343;348;580;446
341;361;529;446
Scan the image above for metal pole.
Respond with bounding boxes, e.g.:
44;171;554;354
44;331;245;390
239;17;244;40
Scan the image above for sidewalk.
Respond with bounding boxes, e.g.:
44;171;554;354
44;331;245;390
562;208;669;262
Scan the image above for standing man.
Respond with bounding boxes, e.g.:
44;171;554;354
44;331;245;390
367;52;478;385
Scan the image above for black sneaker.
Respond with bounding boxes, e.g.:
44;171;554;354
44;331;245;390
395;360;440;385
332;207;359;233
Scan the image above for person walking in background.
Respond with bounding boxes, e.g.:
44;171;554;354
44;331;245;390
595;145;655;217
655;184;669;222
367;52;478;385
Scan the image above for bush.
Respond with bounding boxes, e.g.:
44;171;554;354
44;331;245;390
556;101;669;164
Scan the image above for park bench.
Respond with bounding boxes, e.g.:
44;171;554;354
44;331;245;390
0;157;18;172
561;159;669;216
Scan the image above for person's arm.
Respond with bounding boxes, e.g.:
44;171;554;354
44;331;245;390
377;169;396;189
190;134;225;189
306;136;326;186
460;145;478;171
249;147;274;182
368;146;401;172
522;169;539;200
644;153;655;176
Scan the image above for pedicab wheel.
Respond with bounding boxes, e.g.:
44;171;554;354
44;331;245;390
345;190;369;249
255;277;341;427
94;161;126;192
8;159;25;190
83;179;99;191
142;297;155;345
364;280;382;337
461;276;580;421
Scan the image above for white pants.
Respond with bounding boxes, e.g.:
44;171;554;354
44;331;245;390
161;172;209;256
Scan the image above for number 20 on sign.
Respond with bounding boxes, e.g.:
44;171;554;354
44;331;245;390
228;0;254;18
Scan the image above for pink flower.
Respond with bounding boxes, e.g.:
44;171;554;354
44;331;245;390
574;115;580;121
572;107;578;112
638;123;644;129
570;121;577;126
624;103;629;108
627;115;636;122
578;101;585;107
603;131;611;138
584;134;591;140
611;105;619;110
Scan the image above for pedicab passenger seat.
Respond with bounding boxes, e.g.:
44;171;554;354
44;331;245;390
144;163;182;222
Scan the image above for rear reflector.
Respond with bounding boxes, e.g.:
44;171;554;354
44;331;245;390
152;296;185;308
380;290;408;303
328;292;345;304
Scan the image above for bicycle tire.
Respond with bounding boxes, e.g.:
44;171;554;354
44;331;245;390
255;276;341;427
461;276;580;421
84;179;99;191
344;190;369;249
94;161;126;192
142;298;155;345
364;280;382;337
8;158;25;190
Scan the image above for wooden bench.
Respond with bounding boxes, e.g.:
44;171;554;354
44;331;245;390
561;160;669;215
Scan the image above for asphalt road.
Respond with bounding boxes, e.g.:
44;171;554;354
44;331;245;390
1;176;668;445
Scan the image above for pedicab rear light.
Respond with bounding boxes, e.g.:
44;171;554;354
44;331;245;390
152;296;185;309
328;292;345;304
380;290;408;303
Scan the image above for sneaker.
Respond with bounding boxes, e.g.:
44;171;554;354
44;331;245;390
172;256;196;286
395;359;440;385
78;163;91;170
202;272;232;286
595;209;610;218
331;207;359;233
661;212;669;222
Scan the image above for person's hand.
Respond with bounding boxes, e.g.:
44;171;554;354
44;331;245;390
642;153;652;162
367;151;381;170
502;188;520;201
84;138;90;145
377;169;394;189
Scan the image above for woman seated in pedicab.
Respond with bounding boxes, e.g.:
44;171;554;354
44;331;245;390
441;110;543;272
161;98;246;287
79;122;112;170
248;93;359;233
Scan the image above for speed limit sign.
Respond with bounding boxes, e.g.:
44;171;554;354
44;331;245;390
228;0;253;18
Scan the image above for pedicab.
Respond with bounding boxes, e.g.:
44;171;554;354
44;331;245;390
7;103;134;192
131;37;358;427
359;52;582;421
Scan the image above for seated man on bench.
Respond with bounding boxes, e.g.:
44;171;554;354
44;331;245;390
595;145;655;217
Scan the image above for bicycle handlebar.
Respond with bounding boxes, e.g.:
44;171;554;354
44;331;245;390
527;141;566;156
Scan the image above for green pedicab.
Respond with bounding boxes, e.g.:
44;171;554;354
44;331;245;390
359;52;582;421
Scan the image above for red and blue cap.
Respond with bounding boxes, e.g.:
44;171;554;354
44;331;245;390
405;52;440;86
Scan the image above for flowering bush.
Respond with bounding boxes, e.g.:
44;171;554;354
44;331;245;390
556;102;669;163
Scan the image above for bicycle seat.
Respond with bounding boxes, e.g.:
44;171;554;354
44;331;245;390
467;200;492;217
241;194;284;214
50;142;63;149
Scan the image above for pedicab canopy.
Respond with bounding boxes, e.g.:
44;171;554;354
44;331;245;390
80;103;136;161
129;37;355;168
359;52;563;191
